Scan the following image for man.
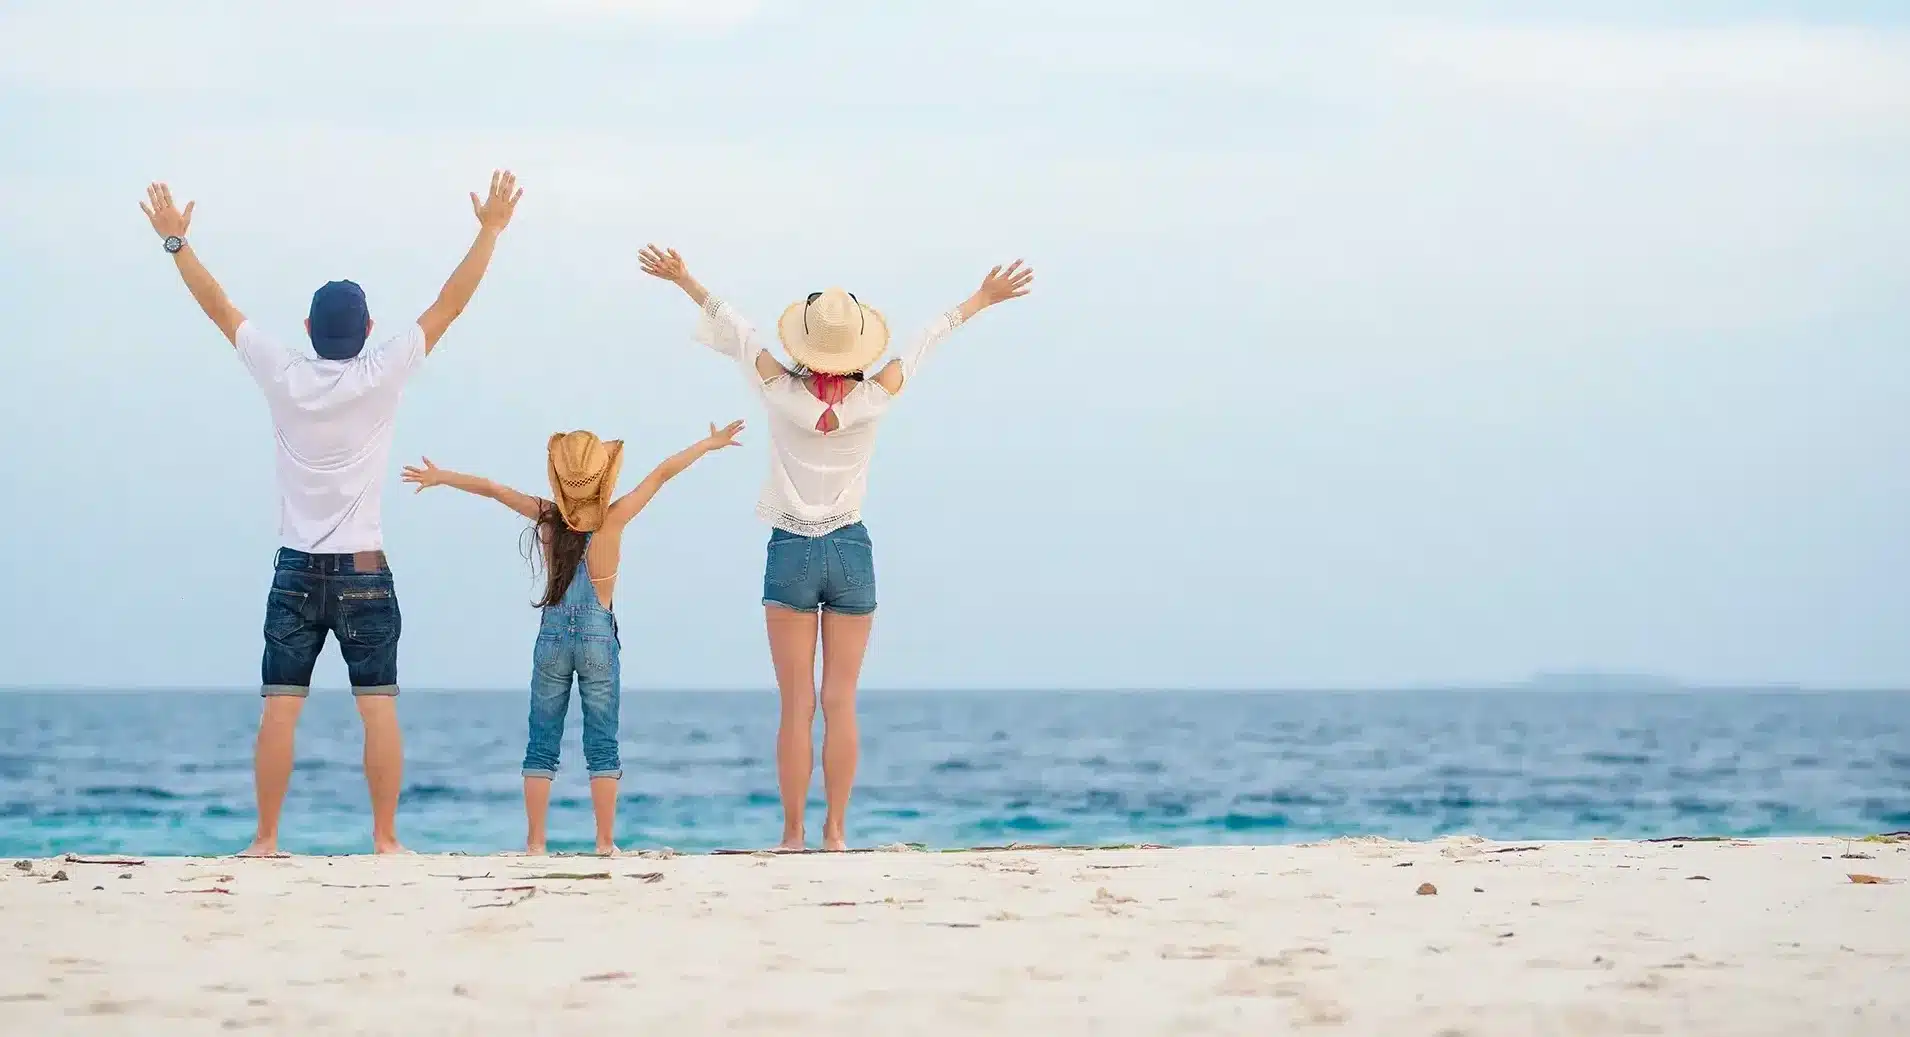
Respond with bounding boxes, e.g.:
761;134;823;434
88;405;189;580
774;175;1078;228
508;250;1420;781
139;172;523;855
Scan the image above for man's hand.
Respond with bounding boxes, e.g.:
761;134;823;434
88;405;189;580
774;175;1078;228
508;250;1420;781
638;244;690;285
140;183;195;240
470;170;523;234
401;457;447;492
703;419;746;450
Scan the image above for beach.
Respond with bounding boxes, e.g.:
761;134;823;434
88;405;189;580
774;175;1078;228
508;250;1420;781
1;837;1903;1035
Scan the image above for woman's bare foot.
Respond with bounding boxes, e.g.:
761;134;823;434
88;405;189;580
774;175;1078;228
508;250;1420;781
235;838;286;858
777;830;805;852
372;838;412;855
821;826;847;852
525;842;547;856
594;844;620;858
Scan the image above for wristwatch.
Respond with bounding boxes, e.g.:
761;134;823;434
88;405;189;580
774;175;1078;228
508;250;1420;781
163;235;185;254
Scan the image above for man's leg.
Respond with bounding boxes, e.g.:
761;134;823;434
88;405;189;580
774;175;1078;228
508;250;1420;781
354;696;405;853
249;561;323;857
338;566;406;853
243;696;305;856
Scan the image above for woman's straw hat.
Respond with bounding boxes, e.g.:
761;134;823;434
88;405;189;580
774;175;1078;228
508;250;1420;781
546;430;624;532
777;287;890;375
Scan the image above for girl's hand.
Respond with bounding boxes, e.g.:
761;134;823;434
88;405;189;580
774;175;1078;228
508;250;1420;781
639;244;690;284
401;457;446;492
705;420;746;450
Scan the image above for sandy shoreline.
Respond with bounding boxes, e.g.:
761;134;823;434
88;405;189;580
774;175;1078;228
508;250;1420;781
2;836;1904;1035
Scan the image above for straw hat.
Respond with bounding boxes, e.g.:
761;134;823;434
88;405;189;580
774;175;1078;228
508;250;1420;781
777;287;890;375
546;430;624;532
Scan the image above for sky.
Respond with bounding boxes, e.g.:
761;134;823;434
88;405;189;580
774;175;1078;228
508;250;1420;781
1;0;1906;691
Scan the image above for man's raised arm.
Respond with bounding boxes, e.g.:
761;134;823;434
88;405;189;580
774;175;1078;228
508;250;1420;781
417;170;523;354
142;182;245;346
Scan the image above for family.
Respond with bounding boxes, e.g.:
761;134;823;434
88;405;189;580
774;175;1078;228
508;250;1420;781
138;172;1034;855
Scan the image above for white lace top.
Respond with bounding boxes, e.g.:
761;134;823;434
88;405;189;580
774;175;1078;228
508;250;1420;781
695;296;964;537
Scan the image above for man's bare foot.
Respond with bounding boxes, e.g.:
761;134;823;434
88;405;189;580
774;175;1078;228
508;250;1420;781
236;838;286;858
372;838;411;855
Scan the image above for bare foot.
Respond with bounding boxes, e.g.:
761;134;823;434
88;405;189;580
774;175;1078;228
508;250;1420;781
777;832;805;852
236;838;286;858
373;839;412;855
525;843;547;857
822;835;848;852
594;844;620;858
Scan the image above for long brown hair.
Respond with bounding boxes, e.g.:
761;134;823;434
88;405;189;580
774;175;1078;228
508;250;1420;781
523;501;590;607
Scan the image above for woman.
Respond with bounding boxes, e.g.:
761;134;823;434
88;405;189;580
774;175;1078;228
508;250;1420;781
400;421;744;854
638;245;1034;851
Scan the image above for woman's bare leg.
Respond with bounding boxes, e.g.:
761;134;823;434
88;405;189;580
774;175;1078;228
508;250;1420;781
765;605;820;850
818;610;874;852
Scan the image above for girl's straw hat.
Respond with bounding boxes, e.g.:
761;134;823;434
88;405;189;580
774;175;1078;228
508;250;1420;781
546;430;624;532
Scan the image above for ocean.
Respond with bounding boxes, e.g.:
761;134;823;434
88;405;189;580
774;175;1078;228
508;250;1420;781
1;689;1905;857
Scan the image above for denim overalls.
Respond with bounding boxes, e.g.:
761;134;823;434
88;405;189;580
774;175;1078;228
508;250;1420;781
521;542;621;779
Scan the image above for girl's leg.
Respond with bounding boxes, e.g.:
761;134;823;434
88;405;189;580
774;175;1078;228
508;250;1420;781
521;638;571;854
817;610;874;852
765;605;820;850
578;639;623;855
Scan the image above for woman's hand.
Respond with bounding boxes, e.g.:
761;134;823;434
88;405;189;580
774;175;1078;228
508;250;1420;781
704;419;746;450
401;457;447;492
639;244;690;285
972;259;1034;309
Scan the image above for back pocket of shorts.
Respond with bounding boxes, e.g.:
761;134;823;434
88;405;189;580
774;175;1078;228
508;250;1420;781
766;539;812;588
832;538;875;589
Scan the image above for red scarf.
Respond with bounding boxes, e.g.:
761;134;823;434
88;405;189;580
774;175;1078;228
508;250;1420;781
808;373;855;433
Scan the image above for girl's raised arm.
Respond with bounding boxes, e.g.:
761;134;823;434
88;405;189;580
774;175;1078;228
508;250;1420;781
601;420;746;530
401;457;546;521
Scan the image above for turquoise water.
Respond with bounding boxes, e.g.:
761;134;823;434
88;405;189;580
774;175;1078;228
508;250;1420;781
1;689;1905;856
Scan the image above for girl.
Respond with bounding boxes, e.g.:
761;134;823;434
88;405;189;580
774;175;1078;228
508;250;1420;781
401;420;744;854
638;244;1034;851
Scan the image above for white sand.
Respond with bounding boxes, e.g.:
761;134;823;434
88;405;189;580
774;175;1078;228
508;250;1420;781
1;836;1904;1035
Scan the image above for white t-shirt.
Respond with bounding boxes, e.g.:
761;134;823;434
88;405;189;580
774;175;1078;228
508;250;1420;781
695;297;962;537
236;321;427;554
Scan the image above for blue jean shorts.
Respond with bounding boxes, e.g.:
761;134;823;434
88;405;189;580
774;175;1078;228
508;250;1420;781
261;548;401;697
763;523;877;615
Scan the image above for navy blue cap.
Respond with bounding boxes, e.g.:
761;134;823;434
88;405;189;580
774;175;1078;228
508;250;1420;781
309;280;370;360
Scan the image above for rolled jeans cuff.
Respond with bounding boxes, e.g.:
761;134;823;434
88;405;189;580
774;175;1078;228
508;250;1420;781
261;684;309;698
351;684;400;697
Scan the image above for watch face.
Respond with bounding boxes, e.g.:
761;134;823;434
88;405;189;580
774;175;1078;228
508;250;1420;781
163;236;183;253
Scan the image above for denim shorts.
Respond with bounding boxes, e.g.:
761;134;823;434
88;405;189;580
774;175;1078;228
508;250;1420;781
261;549;401;697
762;522;877;616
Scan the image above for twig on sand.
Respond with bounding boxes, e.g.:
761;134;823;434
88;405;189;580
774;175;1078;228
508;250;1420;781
433;873;495;881
62;855;146;866
320;883;394;889
582;971;632;982
1491;846;1543;854
469;886;538;908
626;872;664;883
170;887;232;895
1645;835;1730;843
514;872;612;881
